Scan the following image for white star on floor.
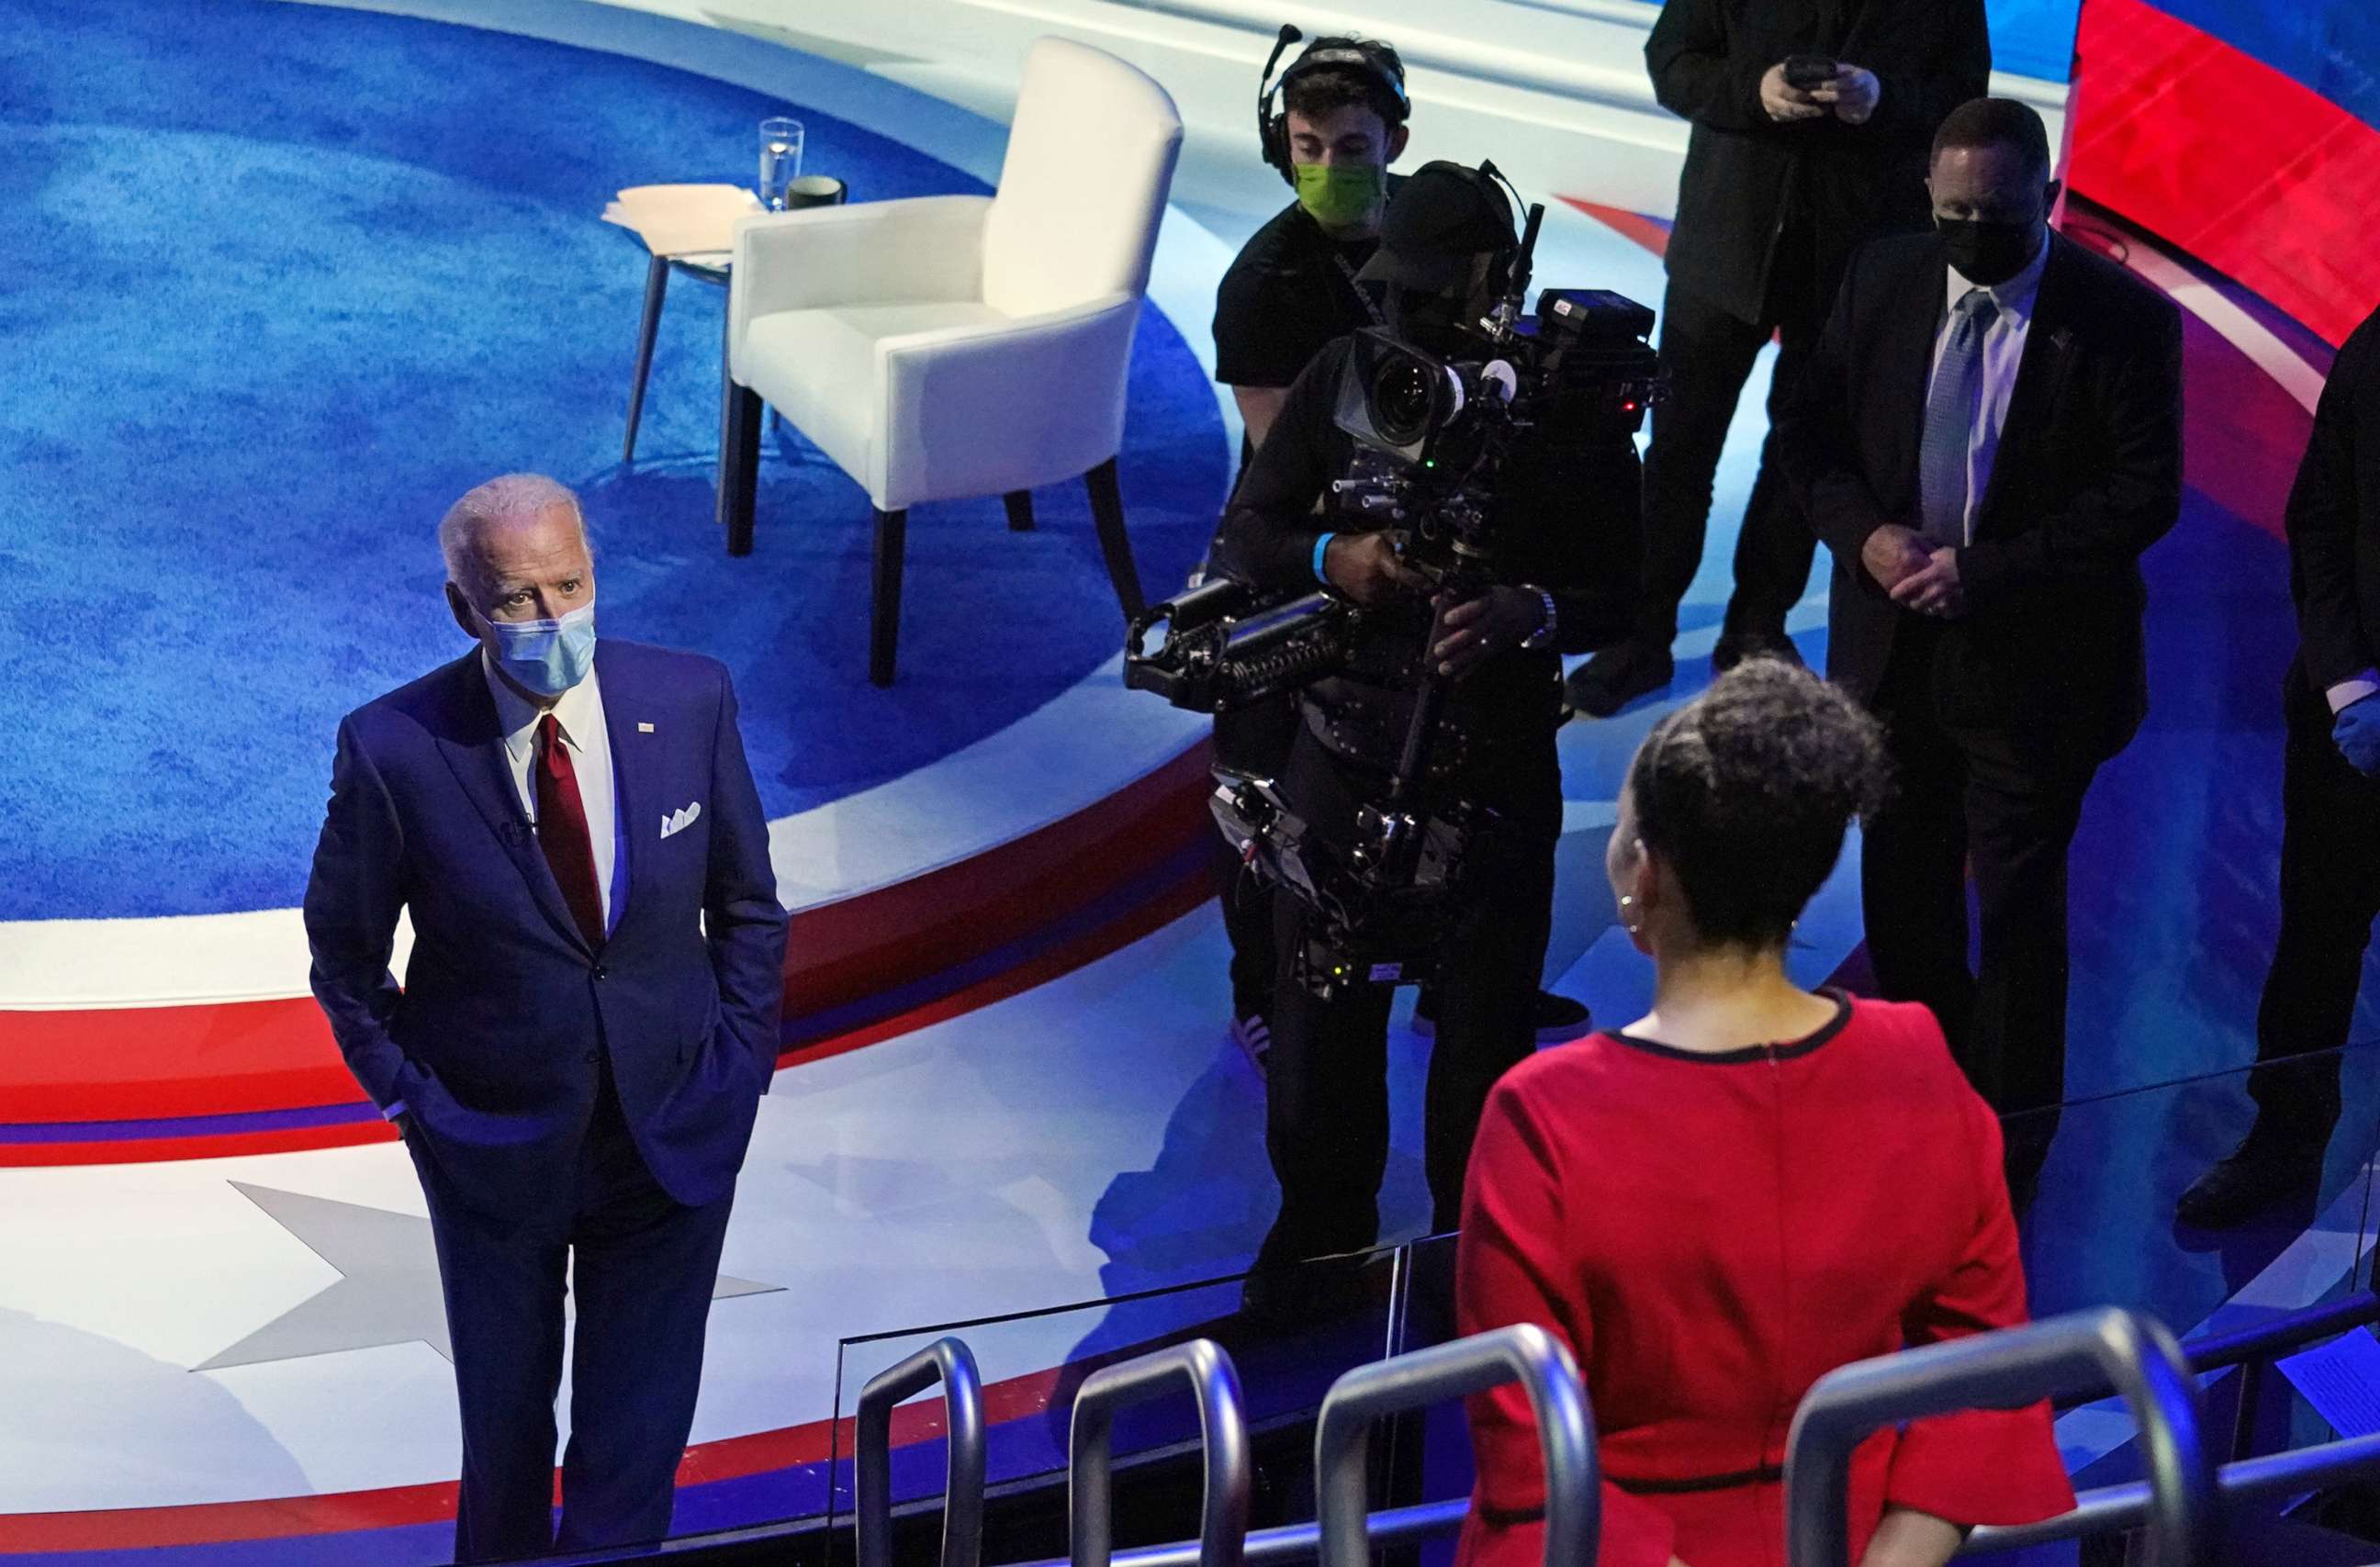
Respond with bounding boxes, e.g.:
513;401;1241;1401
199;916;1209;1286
197;1182;777;1371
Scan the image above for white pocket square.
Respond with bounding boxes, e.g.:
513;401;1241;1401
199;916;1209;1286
660;800;702;839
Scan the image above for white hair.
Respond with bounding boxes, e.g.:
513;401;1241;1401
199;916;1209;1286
438;473;589;600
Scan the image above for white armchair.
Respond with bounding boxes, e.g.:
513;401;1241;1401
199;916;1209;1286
720;38;1185;686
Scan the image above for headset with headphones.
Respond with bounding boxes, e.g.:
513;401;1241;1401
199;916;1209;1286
1255;25;1409;185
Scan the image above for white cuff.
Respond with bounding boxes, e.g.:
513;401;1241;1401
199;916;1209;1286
2327;673;2380;714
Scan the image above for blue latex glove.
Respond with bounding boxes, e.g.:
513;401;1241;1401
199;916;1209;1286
2336;693;2380;777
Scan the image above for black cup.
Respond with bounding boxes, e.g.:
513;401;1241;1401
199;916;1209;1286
780;174;848;208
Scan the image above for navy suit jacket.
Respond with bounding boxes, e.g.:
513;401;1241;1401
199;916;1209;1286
1778;229;2184;762
304;640;788;1222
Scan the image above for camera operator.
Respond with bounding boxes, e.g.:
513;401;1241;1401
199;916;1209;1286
1208;35;1591;1072
1213;162;1643;1275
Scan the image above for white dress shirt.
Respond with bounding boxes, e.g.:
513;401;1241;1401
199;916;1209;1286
2325;674;2380;712
1926;240;2050;544
482;651;622;934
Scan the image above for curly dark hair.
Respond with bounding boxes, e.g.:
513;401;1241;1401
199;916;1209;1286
1282;39;1408;129
1625;659;1890;950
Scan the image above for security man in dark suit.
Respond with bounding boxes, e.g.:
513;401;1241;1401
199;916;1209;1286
2180;301;2380;1226
1777;99;2184;1202
1570;0;1990;716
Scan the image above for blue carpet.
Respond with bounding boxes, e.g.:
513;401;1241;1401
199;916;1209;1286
0;0;1226;921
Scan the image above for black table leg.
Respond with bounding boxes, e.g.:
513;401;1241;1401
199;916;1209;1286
623;254;668;464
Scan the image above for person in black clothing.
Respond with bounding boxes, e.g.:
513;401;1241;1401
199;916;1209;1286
1208;37;1410;1075
1776;99;2183;1206
1207;38;1589;1072
1214;162;1643;1270
1215;36;1409;467
2179;302;2380;1227
1569;0;1991;718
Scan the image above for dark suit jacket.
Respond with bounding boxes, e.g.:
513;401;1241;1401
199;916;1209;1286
1779;231;2184;760
2290;304;2380;694
303;640;787;1224
1647;0;1990;327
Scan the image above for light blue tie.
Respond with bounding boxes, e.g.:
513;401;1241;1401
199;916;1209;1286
1919;288;2000;547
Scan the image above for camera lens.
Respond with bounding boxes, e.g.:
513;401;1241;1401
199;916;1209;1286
1370;356;1438;446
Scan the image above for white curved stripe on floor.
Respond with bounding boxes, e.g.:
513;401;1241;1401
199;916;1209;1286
0;656;1207;1010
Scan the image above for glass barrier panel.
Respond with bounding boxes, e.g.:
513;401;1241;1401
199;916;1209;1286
822;1237;1412;1539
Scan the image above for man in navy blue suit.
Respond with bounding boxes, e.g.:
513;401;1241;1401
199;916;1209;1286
303;473;787;1561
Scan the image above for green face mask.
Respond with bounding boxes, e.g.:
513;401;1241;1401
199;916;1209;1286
1293;162;1386;231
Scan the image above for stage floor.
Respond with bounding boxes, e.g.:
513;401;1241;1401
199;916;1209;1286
0;0;2369;1560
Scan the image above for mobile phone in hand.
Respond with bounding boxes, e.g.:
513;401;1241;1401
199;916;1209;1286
1784;54;1838;91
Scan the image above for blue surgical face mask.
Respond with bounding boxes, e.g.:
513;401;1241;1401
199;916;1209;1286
483;601;596;697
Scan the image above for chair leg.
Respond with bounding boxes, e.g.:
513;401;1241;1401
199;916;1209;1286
1004;490;1036;532
723;385;762;556
623;254;668;464
870;509;907;687
1083;457;1145;619
715;297;740;527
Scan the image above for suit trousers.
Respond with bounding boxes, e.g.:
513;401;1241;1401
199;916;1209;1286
1859;626;2099;1117
1636;274;1823;647
1254;724;1556;1269
409;1060;735;1563
2246;663;2375;1135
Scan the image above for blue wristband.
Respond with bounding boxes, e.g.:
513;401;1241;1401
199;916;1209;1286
1312;532;1336;586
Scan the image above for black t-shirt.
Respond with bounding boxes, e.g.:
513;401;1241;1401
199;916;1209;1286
1213;334;1646;756
1213;196;1389;392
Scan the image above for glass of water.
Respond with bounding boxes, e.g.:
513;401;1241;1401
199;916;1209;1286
758;117;803;210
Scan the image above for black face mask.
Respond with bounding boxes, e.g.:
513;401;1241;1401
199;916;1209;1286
1936;215;2044;287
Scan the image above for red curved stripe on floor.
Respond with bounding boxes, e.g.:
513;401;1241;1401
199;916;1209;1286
780;744;1214;1030
0;1352;1087;1550
1558;197;1670;260
2067;0;2380;351
0;866;1212;1169
0;745;1212;1131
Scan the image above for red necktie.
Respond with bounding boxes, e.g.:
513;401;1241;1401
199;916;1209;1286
535;713;605;947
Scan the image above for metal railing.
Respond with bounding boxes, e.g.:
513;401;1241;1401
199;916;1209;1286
855;1336;987;1567
865;1296;2380;1567
2049;1290;2380;1462
2190;1291;2380;1463
1006;1500;1471;1567
1786;1308;2217;1567
1963;1428;2380;1554
1068;1339;1251;1567
1314;1324;1595;1567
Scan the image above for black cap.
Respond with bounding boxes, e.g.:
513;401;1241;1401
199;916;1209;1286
1354;161;1515;291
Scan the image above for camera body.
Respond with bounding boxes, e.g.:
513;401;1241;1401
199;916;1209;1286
1125;283;1658;996
1126;286;1658;716
1329;288;1658;586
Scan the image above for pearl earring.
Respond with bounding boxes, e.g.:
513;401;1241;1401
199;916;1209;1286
1619;894;1640;935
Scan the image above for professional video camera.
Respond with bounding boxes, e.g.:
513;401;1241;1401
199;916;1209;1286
1124;171;1659;996
1125;280;1657;714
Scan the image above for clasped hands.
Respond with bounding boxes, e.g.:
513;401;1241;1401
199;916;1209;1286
1320;532;1544;679
1761;61;1881;125
1864;523;1964;619
2336;693;2380;777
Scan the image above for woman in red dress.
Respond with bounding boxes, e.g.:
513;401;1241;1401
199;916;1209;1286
1455;662;2074;1567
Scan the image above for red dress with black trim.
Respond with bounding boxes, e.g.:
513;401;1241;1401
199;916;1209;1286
1454;994;2074;1567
